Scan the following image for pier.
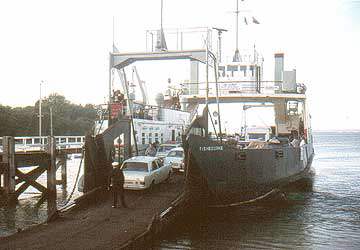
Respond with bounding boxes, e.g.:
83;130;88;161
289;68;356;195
0;136;78;205
0;173;186;249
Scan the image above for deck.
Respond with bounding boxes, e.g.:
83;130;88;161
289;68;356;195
0;174;185;249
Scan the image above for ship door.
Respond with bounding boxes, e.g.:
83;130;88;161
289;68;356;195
171;130;175;142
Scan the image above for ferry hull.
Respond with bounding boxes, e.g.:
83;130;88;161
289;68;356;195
184;135;314;207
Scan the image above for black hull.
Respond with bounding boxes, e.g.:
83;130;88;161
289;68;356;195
184;135;314;207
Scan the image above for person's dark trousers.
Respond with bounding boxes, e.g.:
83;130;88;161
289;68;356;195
112;186;127;207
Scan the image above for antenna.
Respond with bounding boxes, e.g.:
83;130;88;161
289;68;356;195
212;27;228;63
156;0;167;51
112;16;115;51
233;0;242;62
161;0;163;31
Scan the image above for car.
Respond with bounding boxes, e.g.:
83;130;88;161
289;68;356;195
121;156;172;190
155;143;180;158
164;147;185;172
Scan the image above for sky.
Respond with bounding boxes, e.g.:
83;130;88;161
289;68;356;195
0;0;359;130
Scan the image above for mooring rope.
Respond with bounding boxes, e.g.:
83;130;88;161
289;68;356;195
61;154;84;207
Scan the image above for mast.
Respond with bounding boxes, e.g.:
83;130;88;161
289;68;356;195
233;0;240;62
161;0;163;32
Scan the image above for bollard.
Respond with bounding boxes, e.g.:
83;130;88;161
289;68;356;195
3;136;15;196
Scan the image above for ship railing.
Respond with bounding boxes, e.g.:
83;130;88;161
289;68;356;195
145;27;214;52
182;80;306;97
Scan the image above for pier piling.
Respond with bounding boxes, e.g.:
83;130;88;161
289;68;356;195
3;136;16;198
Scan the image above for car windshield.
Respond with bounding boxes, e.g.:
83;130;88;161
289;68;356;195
158;145;176;152
122;162;148;172
167;150;183;158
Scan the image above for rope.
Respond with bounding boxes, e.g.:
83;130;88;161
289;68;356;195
61;154;84;207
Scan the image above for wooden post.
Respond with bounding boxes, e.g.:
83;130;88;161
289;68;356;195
47;136;57;195
61;154;67;188
47;136;57;215
3;136;15;196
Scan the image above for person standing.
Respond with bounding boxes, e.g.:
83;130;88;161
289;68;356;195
145;143;157;156
109;164;127;208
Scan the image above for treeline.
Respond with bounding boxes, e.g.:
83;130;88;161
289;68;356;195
0;94;98;137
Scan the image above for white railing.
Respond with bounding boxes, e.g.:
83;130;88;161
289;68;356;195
181;81;279;97
0;136;85;152
145;27;213;52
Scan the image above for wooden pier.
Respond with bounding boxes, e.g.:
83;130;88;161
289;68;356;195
0;136;75;206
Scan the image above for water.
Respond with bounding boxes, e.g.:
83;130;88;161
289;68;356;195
1;132;360;249
0;157;84;237
154;131;360;249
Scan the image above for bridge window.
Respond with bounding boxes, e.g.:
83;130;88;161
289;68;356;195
250;66;255;77
149;133;152;144
35;138;40;144
218;65;226;77
155;133;158;143
161;133;164;143
142;133;146;145
227;65;238;77
61;138;66;144
26;138;32;145
77;137;82;142
68;138;76;143
240;66;247;77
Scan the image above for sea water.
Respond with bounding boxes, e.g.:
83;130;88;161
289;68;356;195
154;131;360;249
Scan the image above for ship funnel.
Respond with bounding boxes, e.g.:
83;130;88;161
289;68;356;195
274;53;284;82
274;53;284;92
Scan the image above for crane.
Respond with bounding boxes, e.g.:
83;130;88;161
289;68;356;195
132;66;148;105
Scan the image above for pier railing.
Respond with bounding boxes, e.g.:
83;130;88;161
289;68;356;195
0;135;85;153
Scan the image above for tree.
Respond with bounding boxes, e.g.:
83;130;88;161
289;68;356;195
0;93;97;137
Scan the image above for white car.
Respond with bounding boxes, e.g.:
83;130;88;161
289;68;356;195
121;156;172;190
164;147;185;172
155;143;180;158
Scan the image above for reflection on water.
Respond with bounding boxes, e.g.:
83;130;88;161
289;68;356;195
155;132;360;249
0;158;83;237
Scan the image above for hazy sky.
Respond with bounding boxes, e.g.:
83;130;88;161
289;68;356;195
0;0;359;130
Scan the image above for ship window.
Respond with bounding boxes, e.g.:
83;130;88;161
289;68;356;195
240;66;247;77
142;133;146;145
155;133;158;142
250;65;255;77
15;139;23;145
149;133;152;144
218;65;226;77
227;65;238;77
